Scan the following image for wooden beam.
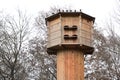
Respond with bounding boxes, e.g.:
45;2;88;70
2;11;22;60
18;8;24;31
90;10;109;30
57;49;84;80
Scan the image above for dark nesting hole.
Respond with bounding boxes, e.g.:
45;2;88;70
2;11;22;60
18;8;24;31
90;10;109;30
64;25;69;30
72;25;77;30
71;34;77;39
64;34;77;40
64;35;69;39
64;25;77;30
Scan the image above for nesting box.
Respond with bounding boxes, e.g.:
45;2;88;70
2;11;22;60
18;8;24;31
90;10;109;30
46;11;95;54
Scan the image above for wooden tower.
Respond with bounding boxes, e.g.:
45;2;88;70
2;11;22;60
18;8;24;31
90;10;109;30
46;10;95;80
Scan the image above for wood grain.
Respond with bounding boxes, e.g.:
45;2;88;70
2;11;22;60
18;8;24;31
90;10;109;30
57;49;84;80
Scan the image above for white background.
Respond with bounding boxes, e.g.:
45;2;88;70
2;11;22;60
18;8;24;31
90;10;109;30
0;0;116;28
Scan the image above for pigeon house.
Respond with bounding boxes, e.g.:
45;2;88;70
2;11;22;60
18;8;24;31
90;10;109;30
46;10;95;54
46;10;95;80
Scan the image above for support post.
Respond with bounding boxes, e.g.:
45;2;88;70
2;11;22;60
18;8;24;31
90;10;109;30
57;49;84;80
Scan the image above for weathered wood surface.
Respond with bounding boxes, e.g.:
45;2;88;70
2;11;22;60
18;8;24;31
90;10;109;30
57;49;84;80
47;15;93;48
62;16;79;44
47;17;61;48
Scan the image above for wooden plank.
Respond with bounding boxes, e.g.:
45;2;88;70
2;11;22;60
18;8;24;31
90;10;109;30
81;18;92;26
80;30;91;39
48;38;61;47
79;37;91;46
49;30;61;40
57;49;84;80
62;16;79;27
57;50;65;80
49;23;61;33
49;18;61;26
81;24;91;32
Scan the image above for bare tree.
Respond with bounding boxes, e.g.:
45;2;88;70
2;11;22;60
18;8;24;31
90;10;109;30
85;26;120;80
32;10;56;80
0;10;30;80
28;37;56;80
85;0;120;79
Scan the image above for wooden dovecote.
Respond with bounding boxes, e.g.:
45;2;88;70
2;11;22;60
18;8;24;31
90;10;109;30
46;10;95;55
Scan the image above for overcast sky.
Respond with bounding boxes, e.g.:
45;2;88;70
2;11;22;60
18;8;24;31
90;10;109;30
0;0;116;27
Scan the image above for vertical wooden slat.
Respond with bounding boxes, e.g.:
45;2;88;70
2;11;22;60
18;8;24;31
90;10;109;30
57;49;84;80
57;50;65;80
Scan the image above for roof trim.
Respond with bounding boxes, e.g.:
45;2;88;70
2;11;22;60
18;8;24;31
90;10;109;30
45;12;95;23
